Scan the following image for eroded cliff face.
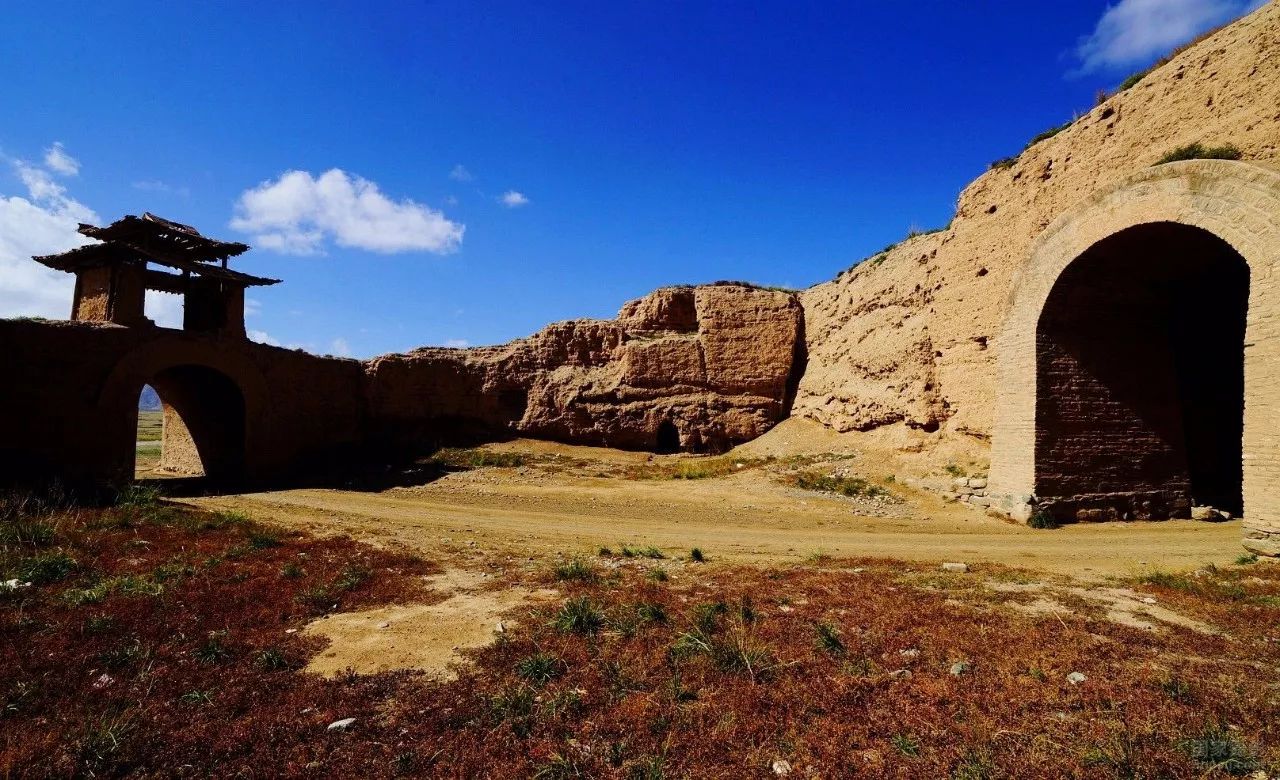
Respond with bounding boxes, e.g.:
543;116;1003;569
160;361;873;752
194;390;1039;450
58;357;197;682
364;284;803;453
796;1;1280;453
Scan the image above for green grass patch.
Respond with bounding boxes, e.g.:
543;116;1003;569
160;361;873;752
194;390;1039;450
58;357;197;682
1156;142;1242;165
788;472;890;499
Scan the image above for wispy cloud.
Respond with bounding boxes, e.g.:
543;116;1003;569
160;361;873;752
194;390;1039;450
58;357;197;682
443;338;470;348
500;190;530;208
449;164;473;182
329;337;352;357
0;145;97;319
43;142;79;176
230;169;464;255
248;329;281;347
133;179;190;198
1074;0;1265;73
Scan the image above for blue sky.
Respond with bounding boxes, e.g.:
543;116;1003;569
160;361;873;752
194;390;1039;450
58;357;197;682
0;0;1266;356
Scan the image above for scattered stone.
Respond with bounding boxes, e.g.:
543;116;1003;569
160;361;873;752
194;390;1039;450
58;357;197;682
771;759;793;776
327;718;356;732
1141;597;1157;605
285;628;298;634
91;673;114;690
495;621;506;634
950;661;971;676
1066;672;1087;685
1;579;30;591
941;562;969;573
1191;505;1230;522
888;669;913;680
953;477;969;489
899;648;920;659
967;478;988;490
377;621;390;629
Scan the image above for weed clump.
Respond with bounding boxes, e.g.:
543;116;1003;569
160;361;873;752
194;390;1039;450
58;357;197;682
1156;142;1242;164
516;651;563;685
553;557;599;583
553;596;605;635
430;448;526;469
814;621;846;656
789;472;889;499
1027;510;1059;530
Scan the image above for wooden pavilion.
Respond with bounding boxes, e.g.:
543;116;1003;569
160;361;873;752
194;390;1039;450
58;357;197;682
33;212;278;337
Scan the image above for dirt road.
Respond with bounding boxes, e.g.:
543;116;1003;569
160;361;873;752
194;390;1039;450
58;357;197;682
188;440;1246;579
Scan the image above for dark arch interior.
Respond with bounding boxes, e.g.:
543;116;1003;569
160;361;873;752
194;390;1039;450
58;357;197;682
1035;222;1248;520
655;420;681;454
138;365;247;483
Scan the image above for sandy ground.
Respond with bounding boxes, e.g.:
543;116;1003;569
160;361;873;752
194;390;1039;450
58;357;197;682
181;429;1255;678
301;569;557;679
189;436;1245;581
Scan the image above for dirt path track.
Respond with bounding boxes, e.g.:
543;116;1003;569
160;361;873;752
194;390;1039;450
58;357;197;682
188;443;1246;579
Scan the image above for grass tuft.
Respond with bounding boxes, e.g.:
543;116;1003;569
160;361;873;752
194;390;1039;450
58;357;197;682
1027;510;1059;530
1156;142;1243;165
553;558;599;583
553;596;605;635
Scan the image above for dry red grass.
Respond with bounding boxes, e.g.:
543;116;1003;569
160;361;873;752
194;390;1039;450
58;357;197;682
3;495;1279;778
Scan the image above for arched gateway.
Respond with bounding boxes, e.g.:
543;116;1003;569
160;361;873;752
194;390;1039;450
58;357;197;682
989;160;1280;556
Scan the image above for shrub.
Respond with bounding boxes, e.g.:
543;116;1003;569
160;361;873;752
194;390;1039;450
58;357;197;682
989;156;1018;171
646;567;668;583
553;596;605;635
1235;553;1258;566
280;562;304;578
1027;510;1059;530
689;547;706;563
1156;142;1242;165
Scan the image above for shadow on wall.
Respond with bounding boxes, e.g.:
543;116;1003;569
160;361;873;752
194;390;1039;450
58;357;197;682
1035;221;1247;521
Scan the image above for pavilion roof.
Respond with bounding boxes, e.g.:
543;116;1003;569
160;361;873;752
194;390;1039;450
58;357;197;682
32;213;279;287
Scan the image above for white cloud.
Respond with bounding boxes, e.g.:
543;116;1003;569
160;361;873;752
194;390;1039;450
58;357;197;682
43;142;80;176
443;338;470;348
330;337;352;357
500;190;530;208
230;169;464;255
248;329;280;346
1074;0;1265;73
245;297;262;317
0;152;99;319
144;290;183;328
449;164;473;182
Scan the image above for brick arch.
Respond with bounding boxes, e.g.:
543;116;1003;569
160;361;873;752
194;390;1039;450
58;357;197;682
97;338;270;483
989;160;1280;540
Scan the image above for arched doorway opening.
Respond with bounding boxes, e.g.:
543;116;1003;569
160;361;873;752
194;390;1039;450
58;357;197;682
133;365;246;483
655;420;681;454
1035;222;1247;520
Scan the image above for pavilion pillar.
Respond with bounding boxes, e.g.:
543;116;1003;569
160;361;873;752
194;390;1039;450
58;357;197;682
71;264;147;325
